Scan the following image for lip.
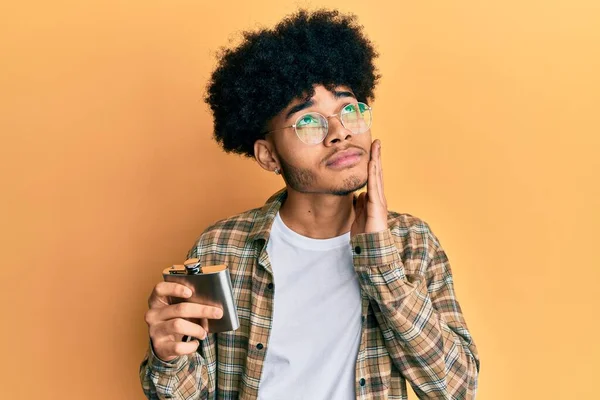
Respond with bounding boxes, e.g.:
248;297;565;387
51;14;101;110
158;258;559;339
326;149;363;168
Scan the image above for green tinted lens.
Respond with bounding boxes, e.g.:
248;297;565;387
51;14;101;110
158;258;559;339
295;113;327;144
341;102;371;133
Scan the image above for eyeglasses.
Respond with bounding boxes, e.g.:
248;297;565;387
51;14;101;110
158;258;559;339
263;102;373;145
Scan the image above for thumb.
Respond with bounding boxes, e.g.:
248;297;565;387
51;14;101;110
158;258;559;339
354;192;366;217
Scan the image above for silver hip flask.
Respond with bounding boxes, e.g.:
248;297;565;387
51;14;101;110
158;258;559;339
162;259;240;333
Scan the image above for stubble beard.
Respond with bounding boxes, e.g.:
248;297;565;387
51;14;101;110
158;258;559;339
279;157;367;196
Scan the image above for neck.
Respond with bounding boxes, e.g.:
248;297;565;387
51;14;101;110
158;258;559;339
278;186;356;239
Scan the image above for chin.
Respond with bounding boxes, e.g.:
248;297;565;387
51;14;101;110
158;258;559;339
329;174;368;196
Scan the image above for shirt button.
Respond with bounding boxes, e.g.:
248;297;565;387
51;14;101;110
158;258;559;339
354;246;362;254
267;283;274;290
256;343;264;350
359;378;366;386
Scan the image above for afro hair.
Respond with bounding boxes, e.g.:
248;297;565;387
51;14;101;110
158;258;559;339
204;9;381;158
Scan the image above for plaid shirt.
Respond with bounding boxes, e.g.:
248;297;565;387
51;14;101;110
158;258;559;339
140;188;480;399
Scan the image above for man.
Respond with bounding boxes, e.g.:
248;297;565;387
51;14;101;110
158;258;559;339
140;9;480;400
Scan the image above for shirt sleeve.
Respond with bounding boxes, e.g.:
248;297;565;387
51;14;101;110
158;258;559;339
351;225;480;399
139;339;209;399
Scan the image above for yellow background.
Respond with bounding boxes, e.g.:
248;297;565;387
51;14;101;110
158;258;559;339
1;1;598;399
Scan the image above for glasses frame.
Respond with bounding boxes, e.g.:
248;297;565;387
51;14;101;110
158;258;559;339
263;102;373;145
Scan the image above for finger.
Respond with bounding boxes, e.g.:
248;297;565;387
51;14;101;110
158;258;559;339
360;191;367;210
367;158;380;202
376;141;385;204
354;191;366;218
200;318;209;334
154;337;201;359
377;141;383;188
367;142;379;201
149;282;192;309
156;302;224;321
359;192;368;230
151;318;208;341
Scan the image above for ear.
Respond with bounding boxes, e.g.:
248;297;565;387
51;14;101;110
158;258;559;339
254;139;280;173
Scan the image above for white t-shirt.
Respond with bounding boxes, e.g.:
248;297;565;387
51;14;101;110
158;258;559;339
258;211;362;400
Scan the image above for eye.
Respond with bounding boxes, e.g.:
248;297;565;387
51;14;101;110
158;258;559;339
297;114;319;127
342;103;357;114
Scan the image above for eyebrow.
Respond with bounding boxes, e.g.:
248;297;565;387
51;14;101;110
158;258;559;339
284;90;356;120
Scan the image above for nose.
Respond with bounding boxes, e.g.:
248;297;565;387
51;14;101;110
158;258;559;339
323;115;352;146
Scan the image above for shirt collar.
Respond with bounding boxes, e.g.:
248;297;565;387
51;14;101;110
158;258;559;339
248;187;360;243
248;187;288;243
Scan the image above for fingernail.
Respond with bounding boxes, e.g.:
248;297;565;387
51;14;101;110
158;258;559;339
214;308;223;319
183;288;192;297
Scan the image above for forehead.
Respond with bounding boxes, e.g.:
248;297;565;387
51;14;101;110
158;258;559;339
289;84;355;105
279;85;356;121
